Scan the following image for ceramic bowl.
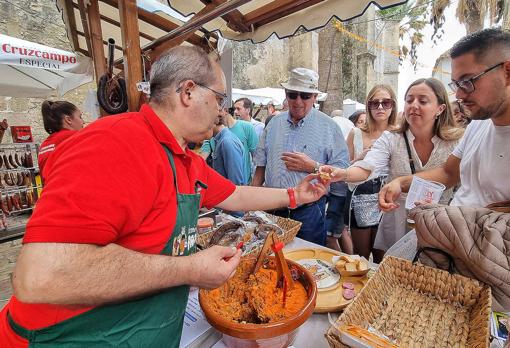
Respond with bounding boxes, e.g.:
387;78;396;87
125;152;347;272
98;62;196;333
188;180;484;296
199;257;317;347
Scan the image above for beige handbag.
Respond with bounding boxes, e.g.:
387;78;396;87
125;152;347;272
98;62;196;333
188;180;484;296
410;203;510;311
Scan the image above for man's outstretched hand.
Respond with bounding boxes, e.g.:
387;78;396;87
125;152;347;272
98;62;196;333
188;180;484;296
294;174;328;205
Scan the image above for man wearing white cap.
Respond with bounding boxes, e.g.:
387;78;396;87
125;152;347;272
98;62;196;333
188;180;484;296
252;68;349;245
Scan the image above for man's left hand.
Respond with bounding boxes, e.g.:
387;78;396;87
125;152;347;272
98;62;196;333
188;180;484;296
281;152;315;173
294;174;328;205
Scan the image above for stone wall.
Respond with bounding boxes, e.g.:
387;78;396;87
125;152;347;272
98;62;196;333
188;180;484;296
232;31;318;90
340;7;400;106
0;0;95;144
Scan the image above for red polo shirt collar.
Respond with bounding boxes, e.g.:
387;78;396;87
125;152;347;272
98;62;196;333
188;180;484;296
139;104;191;156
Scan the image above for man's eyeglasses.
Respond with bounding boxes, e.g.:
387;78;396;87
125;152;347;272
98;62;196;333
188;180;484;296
286;91;313;100
368;98;394;110
448;62;504;94
196;83;228;110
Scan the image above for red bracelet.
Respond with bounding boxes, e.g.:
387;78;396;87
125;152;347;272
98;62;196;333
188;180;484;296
287;187;297;209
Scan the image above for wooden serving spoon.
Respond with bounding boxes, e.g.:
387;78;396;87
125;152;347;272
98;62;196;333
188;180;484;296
252;231;294;307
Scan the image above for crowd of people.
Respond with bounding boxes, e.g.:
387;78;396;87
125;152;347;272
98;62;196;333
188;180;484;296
0;27;509;346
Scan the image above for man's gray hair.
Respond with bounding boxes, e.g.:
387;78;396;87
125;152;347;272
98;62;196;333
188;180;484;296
149;46;217;104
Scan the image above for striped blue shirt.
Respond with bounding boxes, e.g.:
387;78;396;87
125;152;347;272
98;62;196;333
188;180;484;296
254;108;349;192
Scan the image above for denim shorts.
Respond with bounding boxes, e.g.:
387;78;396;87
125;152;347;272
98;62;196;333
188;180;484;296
326;194;347;238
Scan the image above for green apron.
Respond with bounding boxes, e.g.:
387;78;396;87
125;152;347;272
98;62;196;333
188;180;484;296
8;145;202;347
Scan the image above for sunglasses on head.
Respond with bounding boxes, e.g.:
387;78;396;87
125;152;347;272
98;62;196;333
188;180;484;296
286;91;313;100
368;99;393;110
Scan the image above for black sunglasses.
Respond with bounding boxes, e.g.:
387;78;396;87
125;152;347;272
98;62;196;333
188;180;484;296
286;91;313;100
368;99;393;110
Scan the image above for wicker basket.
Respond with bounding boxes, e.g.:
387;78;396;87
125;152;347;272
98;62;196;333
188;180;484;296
326;256;491;348
196;214;302;255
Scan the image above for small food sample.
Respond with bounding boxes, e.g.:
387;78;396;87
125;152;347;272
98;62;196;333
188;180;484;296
342;282;355;290
335;255;369;274
202;259;308;324
342;288;356;300
319;171;332;182
197;217;214;234
345;263;357;272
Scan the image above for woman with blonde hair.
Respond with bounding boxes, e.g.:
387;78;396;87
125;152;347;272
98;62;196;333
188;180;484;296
323;78;464;259
342;84;398;261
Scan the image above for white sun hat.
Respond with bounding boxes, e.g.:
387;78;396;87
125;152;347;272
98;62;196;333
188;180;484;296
281;67;322;94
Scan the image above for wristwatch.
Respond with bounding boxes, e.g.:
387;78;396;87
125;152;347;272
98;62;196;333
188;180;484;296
313;161;321;174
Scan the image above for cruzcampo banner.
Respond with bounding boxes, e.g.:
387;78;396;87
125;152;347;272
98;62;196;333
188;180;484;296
0;33;89;73
0;34;92;97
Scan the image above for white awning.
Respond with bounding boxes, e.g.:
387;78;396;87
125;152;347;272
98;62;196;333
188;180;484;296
167;0;407;43
0;34;93;97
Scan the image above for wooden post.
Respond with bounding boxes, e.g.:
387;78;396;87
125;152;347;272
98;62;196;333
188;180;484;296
77;0;93;57
82;0;107;116
84;0;107;85
63;0;81;54
118;0;143;112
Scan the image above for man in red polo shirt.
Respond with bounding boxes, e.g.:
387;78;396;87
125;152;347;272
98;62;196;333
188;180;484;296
0;46;327;347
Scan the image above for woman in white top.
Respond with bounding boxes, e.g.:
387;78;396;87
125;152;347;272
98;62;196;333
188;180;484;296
344;84;398;262
322;78;464;257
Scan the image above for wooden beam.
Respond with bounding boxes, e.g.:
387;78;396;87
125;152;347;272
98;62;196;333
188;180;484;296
77;0;93;55
118;0;143;112
244;0;324;28
147;2;218;60
76;30;123;51
200;0;250;33
63;0;82;54
85;0;107;81
143;0;250;53
84;0;108;116
100;0;207;47
72;1;155;42
76;47;90;56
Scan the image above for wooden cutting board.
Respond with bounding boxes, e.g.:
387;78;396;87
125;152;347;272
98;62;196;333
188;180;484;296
284;248;368;313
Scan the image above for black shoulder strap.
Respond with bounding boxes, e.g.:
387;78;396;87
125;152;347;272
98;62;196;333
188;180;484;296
403;132;416;174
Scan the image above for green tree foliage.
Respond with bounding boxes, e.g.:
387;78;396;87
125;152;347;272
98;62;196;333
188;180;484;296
379;1;428;68
379;0;508;69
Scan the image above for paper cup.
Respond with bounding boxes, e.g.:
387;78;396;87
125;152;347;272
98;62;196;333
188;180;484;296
421;181;446;204
405;177;446;210
405;178;446;228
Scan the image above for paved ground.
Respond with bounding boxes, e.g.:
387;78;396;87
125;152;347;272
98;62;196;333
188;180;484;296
0;238;22;309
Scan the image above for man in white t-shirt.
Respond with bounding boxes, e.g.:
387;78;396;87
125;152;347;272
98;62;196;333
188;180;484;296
234;97;265;139
331;109;354;140
379;28;510;210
